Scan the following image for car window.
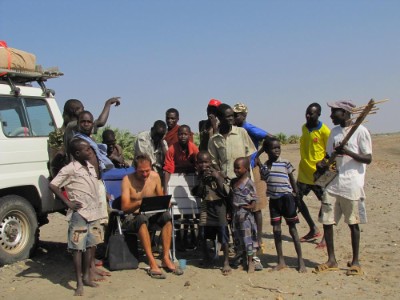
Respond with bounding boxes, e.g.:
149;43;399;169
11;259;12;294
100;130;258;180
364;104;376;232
0;96;56;137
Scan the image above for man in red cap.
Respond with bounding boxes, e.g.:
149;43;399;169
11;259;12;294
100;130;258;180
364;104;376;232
198;99;222;151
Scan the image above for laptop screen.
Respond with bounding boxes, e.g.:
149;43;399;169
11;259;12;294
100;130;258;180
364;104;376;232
139;195;172;214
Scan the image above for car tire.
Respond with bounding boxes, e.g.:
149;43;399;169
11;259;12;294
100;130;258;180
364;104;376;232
0;195;38;266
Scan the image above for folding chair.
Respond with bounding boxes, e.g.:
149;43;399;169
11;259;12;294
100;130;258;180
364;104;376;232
103;167;175;262
168;173;202;261
102;167;139;261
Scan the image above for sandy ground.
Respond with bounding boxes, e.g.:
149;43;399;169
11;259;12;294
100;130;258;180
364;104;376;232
0;133;399;299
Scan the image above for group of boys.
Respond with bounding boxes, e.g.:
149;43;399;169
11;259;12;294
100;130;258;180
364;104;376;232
48;96;372;295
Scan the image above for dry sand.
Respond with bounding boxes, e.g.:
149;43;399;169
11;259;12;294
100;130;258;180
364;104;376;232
0;133;399;299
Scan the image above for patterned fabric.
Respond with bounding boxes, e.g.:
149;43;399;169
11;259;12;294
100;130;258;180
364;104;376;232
51;161;103;222
230;177;258;208
48;128;64;151
231;178;259;255
232;208;258;255
260;157;295;199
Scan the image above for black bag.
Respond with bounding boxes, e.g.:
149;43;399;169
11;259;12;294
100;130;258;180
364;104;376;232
107;232;139;271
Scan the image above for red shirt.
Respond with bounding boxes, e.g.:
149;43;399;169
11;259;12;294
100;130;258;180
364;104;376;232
163;141;199;173
164;125;194;147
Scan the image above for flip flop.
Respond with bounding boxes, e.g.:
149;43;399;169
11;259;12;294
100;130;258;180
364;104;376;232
162;265;184;276
312;263;339;274
147;269;166;279
315;241;326;249
300;232;321;242
95;259;103;267
346;265;363;276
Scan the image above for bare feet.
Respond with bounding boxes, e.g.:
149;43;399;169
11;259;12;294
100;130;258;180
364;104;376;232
271;263;287;271
247;259;255;273
221;264;232;276
316;239;326;249
93;275;107;282
90;269;107;282
161;258;176;271
95;268;111;277
298;260;307;273
74;285;84;296
82;278;99;288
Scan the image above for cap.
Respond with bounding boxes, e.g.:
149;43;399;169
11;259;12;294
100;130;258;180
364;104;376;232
233;103;248;114
327;100;356;112
208;98;222;107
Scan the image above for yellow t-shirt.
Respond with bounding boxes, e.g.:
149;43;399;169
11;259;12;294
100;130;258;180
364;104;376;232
297;122;330;185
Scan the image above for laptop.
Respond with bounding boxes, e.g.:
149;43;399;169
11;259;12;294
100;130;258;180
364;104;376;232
139;195;172;214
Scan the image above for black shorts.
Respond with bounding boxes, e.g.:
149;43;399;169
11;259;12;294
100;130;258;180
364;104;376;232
269;194;299;226
122;211;172;233
297;182;324;200
200;226;229;245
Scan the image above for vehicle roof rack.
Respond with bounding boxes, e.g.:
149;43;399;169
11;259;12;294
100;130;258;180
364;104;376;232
0;67;63;97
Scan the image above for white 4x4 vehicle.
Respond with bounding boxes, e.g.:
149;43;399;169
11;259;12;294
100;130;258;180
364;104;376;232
0;70;64;265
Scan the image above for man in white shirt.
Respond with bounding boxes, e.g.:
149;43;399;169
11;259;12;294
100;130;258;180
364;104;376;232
314;100;372;276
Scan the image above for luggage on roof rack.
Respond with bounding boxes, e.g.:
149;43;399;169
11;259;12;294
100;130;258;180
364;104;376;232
0;67;64;84
0;67;64;97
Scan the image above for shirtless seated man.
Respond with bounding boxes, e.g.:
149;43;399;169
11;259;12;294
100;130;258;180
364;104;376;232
120;153;183;279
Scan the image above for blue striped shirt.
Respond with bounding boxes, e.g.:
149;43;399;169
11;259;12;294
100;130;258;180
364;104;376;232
260;157;294;199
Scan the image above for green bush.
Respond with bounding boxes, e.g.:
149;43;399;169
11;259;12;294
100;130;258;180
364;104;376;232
276;132;288;144
92;126;136;161
193;132;200;147
288;134;300;144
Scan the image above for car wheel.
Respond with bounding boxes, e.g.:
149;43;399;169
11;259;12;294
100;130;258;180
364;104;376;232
0;195;38;266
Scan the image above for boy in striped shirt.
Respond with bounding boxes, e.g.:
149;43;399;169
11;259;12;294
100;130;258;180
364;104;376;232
260;137;306;273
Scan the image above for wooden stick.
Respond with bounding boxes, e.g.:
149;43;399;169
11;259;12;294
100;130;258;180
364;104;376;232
354;99;388;109
352;107;379;113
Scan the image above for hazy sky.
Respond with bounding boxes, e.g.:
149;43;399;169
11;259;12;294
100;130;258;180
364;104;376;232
2;0;399;135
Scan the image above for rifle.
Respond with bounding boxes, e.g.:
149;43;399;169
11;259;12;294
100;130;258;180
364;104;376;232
314;98;387;187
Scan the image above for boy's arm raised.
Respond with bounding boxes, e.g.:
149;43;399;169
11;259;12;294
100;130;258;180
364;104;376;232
95;97;121;127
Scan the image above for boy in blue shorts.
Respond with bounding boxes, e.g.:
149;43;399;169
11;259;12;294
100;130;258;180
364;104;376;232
49;138;104;296
260;137;306;273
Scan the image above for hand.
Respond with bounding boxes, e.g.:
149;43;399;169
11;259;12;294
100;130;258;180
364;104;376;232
67;201;82;211
316;159;329;172
243;201;256;211
334;144;347;156
293;194;302;212
106;97;121;106
209;114;219;129
254;156;261;168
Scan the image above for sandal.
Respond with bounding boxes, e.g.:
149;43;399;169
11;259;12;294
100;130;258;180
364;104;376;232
346;265;363;276
300;232;321;242
147;269;166;279
162;265;184;276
